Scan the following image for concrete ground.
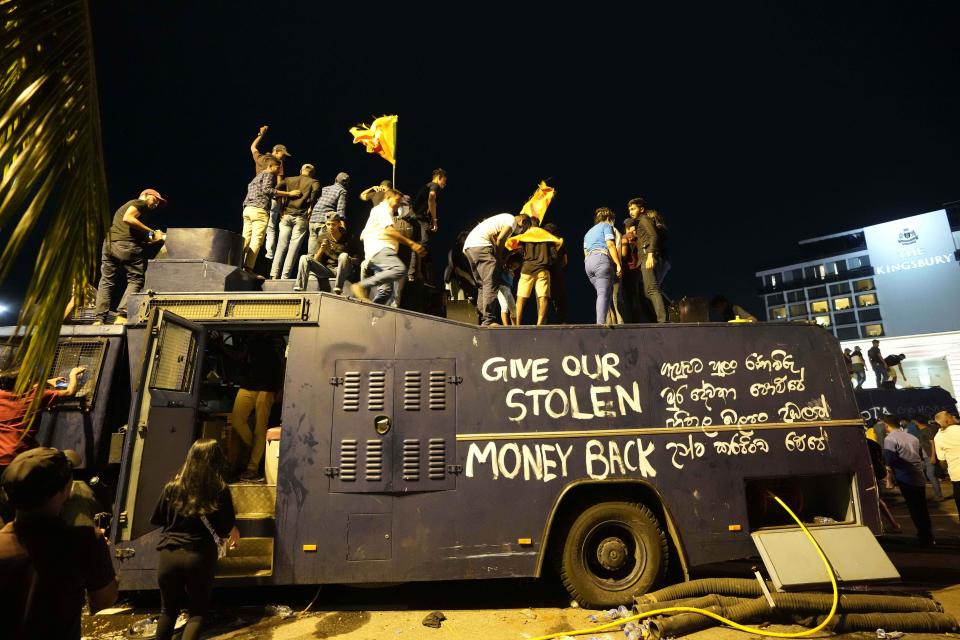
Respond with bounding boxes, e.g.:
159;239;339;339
84;484;960;640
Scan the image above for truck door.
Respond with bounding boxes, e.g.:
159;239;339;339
116;309;205;541
330;358;457;493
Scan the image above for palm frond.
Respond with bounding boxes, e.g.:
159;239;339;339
0;0;109;401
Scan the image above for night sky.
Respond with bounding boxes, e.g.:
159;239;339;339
7;2;959;323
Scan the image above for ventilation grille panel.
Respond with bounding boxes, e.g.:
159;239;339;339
342;372;361;411
404;371;422;411
365;440;383;481
368;372;386;411
339;439;358;481
428;438;446;480
429;371;446;410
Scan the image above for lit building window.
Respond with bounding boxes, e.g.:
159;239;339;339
818;265;826;279
857;293;877;307
863;323;884;337
853;278;875;292
810;300;829;314
815;315;831;327
769;307;787;320
833;297;852;311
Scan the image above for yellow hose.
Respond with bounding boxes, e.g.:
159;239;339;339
529;492;838;640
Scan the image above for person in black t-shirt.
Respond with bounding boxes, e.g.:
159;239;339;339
407;168;447;280
93;189;167;324
542;223;569;323
359;179;394;207
0;448;117;640
151;439;238;640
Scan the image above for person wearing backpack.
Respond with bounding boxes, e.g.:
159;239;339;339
150;440;239;640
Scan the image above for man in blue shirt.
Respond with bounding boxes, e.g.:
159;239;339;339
882;415;934;544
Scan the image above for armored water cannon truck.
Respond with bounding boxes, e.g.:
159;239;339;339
3;228;893;607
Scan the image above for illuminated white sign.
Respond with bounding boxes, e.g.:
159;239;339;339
863;210;960;336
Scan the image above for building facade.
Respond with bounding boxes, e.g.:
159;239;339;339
755;208;960;395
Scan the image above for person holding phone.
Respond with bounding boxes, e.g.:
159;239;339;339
0;366;86;471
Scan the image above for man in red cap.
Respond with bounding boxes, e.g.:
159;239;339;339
93;189;167;324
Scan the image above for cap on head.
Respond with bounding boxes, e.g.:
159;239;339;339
272;144;291;157
872;339;880;345
327;212;345;221
302;163;315;174
1;448;72;510
140;188;167;206
335;172;350;186
934;410;955;426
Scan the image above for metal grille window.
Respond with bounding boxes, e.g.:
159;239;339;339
49;339;108;401
225;299;303;319
145;299;223;320
150;322;198;391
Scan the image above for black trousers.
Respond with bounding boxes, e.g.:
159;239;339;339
640;261;667;323
94;240;146;320
897;481;933;543
156;546;217;640
954;481;960;518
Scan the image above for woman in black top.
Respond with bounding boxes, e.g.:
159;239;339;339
150;439;238;640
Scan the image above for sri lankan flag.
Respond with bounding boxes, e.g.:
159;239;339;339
349;115;398;165
520;180;556;221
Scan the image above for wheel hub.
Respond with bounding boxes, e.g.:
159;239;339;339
596;536;629;571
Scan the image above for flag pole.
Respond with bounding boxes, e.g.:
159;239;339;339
392;119;397;188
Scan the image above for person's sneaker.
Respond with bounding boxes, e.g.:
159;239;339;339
292;286;303;292
240;469;264;482
113;316;127;325
333;287;342;295
350;283;370;302
92;320;104;326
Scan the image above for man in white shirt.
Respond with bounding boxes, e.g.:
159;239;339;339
933;410;960;516
351;190;425;304
462;213;531;326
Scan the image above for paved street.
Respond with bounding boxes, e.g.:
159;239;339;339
84;486;960;640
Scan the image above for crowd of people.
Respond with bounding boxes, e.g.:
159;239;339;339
88;124;697;326
866;411;960;546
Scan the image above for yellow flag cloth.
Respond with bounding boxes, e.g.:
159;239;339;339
520;181;556;221
505;226;564;251
349;115;398;165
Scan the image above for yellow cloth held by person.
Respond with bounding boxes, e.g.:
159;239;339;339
505;227;563;251
520;181;555;221
349;115;398;165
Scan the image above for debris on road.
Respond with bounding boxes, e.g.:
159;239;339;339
422;611;447;628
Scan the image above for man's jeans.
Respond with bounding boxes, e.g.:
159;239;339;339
270;214;309;279
922;450;943;500
307;221;324;256
295;253;352;293
464;246;499;325
241;206;269;270
641;259;667;323
357;247;406;304
94;239;146;320
584;251;613;325
263;199;282;259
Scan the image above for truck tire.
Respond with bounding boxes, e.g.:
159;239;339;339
559;501;668;608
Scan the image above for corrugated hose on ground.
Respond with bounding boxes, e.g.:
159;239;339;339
528;492;958;639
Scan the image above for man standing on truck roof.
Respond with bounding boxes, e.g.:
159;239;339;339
92;189;167;325
0;448;118;638
351;190;426;304
882;415;934;545
868;339;887;388
462;213;532;326
250;125;292;260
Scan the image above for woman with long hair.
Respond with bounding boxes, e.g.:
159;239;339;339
583;207;623;324
150;439;239;640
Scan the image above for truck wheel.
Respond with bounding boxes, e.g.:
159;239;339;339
559;501;668;608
